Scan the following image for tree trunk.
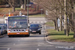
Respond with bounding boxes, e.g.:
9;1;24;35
54;19;59;31
12;6;15;12
36;5;39;11
20;0;23;6
60;8;62;31
64;0;69;36
54;20;57;30
73;32;75;38
12;0;15;12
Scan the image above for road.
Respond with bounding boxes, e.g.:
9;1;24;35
0;17;4;23
0;27;75;50
0;17;75;50
29;17;47;24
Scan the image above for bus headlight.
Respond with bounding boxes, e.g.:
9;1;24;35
8;30;11;32
26;29;28;32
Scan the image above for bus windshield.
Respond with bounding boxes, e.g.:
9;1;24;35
8;21;27;29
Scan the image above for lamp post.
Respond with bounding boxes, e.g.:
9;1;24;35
27;0;29;23
24;0;26;10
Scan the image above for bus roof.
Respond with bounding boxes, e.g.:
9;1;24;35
8;16;27;17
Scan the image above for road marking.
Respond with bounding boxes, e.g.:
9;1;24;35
7;48;10;50
38;44;53;47
55;46;74;49
37;48;39;50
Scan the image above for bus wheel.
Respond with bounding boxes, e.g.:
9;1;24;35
39;32;41;35
8;35;12;37
26;34;30;37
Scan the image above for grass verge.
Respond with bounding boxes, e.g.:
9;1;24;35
0;8;12;13
0;8;21;13
47;29;75;42
29;14;45;17
46;21;54;27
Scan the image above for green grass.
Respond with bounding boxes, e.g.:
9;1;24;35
0;8;12;13
29;14;45;17
0;8;3;10
47;29;75;42
15;8;21;11
0;8;22;13
46;21;54;26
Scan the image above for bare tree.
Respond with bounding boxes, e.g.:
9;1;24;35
24;0;26;10
6;0;16;12
31;0;75;38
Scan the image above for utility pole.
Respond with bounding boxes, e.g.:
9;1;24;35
24;0;26;10
27;0;29;23
64;0;68;36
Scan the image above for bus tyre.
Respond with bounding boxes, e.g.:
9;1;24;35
8;35;11;37
27;34;30;37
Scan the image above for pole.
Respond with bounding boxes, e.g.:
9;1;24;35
19;11;22;16
27;0;29;23
9;10;10;17
24;0;26;10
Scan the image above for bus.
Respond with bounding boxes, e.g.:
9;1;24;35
7;16;30;37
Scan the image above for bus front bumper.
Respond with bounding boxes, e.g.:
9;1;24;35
7;32;29;35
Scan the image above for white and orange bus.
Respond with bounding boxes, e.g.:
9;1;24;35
7;16;30;37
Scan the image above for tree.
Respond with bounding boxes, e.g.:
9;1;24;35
6;0;16;12
24;0;26;10
31;0;75;38
64;0;69;36
0;0;7;5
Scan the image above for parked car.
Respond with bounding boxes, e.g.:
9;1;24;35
29;24;42;34
0;24;7;35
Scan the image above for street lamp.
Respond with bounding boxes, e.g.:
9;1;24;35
27;0;29;23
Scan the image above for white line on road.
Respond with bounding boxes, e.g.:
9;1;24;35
38;44;53;47
55;46;74;49
7;48;10;50
37;48;39;50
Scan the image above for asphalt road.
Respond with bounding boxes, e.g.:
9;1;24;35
0;17;75;50
0;25;75;50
